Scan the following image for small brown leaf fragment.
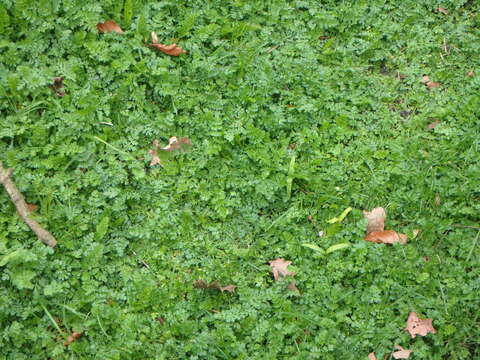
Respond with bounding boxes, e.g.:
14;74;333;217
193;280;236;293
97;20;123;34
393;345;413;359
421;75;441;89
26;203;38;213
467;70;474;77
368;352;378;360
427;119;441;130
269;258;295;281
426;81;441;89
437;7;449;15
219;284;237;293
404;312;437;338
148;140;162;167
162;136;192;152
364;207;386;234
149;33;187;56
287;281;299;292
50;77;65;97
156;317;166;325
64;332;82;346
365;230;408;244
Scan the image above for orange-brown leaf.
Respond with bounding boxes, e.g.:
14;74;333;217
427;119;441;130
194;280;236;293
149;43;187;56
368;352;378;360
364;230;408;244
404;312;436;338
26;203;38;213
467;70;474;77
162;136;192;152
287;281;299;292
426;81;441;89
269;258;295;281
393;345;413;359
363;207;386;234
437;7;449;15
64;332;82;346
97;20;123;34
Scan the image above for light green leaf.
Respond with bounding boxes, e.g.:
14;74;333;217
325;243;350;254
95;216;110;241
326;207;352;224
302;243;325;254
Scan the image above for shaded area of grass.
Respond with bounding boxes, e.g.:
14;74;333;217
0;0;479;358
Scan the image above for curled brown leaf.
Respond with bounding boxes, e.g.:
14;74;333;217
363;207;386;234
150;43;187;56
269;258;295;281
64;331;82;346
368;352;378;360
437;7;449;15
97;20;123;34
364;230;408;244
404;312;436;338
392;345;413;359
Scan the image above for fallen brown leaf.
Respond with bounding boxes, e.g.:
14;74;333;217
149;32;187;56
364;230;408;244
148;137;192;167
193;280;236;293
368;352;378;360
427;119;441;130
162;136;192;152
393;345;413;359
404;312;436;338
287;281;299;292
97;20;123;34
64;331;82;346
50;77;65;97
421;75;441;89
269;258;295;281
26;203;38;213
467;70;474;77
364;207;386;234
437;7;449;15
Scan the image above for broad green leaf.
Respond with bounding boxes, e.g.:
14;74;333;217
325;243;350;254
95;216;110;241
302;243;325;254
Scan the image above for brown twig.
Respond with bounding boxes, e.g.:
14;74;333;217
0;162;57;248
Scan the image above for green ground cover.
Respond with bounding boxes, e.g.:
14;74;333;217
1;0;479;358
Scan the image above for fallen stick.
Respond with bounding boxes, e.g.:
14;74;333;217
0;162;57;248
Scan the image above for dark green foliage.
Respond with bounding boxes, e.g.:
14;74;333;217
1;0;479;358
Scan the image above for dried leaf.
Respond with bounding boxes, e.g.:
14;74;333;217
364;207;386;234
426;81;441;89
467;70;474;77
193;280;236;293
437;7;449;15
287;281;299;292
148;137;192;167
404;312;436;338
269;258;295;281
368;352;378;360
427;119;441;130
162;136;192;152
149;33;187;56
50;77;65;96
393;345;413;359
364;230;408;244
26;203;38;213
64;331;82;346
219;284;237;293
421;75;441;89
97;20;123;34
